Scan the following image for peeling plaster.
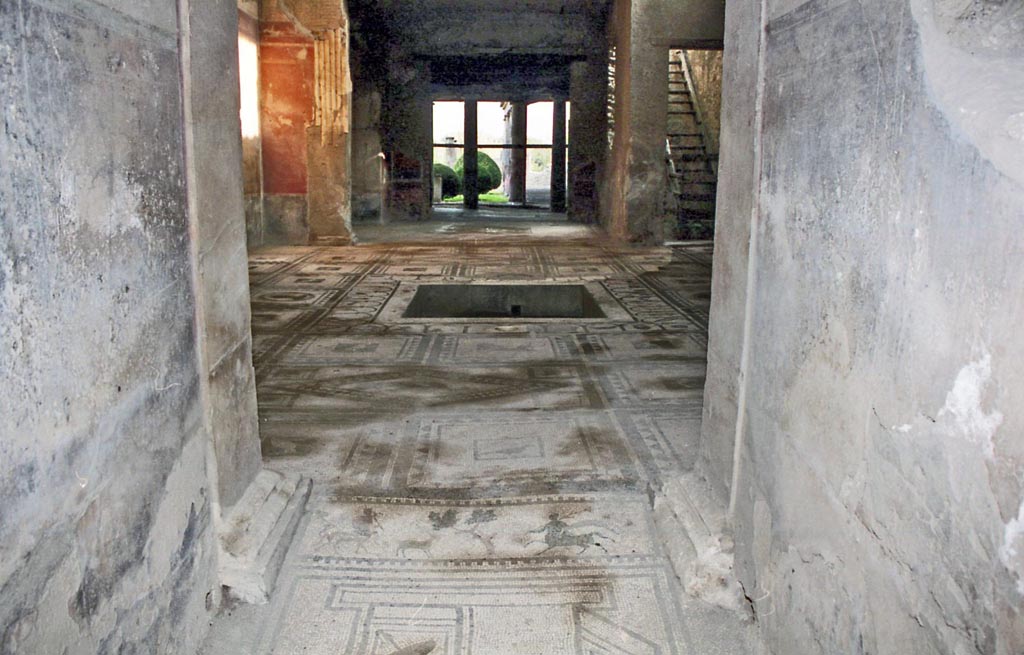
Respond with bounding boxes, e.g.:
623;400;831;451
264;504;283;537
1001;498;1024;595
937;349;1002;459
910;0;1024;186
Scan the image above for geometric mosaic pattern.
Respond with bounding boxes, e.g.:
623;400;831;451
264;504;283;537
203;221;754;654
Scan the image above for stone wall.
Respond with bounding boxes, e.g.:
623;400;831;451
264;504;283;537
187;0;263;511
699;0;763;503
0;0;216;650
704;0;1024;652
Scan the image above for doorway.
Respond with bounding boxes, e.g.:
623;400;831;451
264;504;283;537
666;48;723;241
431;99;569;214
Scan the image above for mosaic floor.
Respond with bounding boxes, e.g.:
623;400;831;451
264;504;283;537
203;220;759;655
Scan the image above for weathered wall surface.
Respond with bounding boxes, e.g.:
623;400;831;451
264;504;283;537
0;0;215;651
603;0;724;243
381;58;432;221
642;0;725;47
306;130;353;241
568;58;607;223
706;0;1024;652
699;0;763;499
187;0;263;510
403;11;594;57
684;49;722;155
352;83;384;221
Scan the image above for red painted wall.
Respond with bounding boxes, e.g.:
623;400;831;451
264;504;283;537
259;19;313;195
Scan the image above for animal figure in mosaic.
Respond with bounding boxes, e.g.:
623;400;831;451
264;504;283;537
396;538;433;559
308;507;381;556
427;508;500;557
527;512;617;556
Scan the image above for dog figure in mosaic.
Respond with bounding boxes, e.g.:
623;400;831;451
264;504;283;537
396;537;433;559
527;512;617;556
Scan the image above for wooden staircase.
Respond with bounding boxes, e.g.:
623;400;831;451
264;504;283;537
667;50;718;239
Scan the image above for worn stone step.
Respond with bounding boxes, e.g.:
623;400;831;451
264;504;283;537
675;191;717;202
219;469;313;604
674;157;713;168
677;183;717;196
671;171;717;183
676;211;716;224
669;136;704;150
676;200;717;214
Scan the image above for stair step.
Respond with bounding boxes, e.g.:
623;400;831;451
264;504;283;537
670;140;704;151
675;192;717;202
676;179;717;192
677;206;716;218
676;200;717;213
670;171;718;183
673;154;711;163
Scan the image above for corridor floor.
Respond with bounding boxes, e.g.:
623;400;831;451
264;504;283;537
202;222;759;654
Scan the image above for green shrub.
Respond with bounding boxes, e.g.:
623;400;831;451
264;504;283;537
444;193;509;204
454;152;502;193
432;162;461;198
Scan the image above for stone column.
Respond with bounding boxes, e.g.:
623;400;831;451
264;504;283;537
568;58;607;223
551;99;568;213
464;98;479;209
509;101;527;203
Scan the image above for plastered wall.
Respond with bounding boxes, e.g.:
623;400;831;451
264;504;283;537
704;0;1024;652
0;0;218;650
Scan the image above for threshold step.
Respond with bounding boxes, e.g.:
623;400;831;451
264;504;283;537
219;470;313;604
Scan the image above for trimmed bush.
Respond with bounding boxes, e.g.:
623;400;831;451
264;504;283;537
454;152;502;194
432;162;461;198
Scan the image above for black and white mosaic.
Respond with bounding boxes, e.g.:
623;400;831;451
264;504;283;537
205;224;753;654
